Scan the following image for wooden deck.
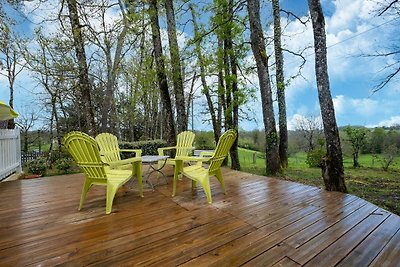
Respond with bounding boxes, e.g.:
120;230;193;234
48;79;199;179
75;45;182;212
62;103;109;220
0;166;399;266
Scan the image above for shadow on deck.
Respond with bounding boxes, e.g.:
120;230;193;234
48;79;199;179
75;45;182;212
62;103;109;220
0;166;399;266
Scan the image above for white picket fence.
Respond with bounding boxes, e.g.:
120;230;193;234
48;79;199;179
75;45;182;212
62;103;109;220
0;129;22;181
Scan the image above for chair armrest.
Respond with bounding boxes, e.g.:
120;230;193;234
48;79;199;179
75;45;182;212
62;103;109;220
199;151;214;157
158;146;176;156
175;156;211;162
107;157;142;168
120;149;142;157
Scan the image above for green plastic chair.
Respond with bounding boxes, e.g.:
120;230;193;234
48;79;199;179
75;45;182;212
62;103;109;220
157;131;196;168
63;131;143;214
96;133;142;170
172;129;237;203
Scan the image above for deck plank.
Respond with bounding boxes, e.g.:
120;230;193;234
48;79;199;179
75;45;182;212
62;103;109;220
287;203;379;265
337;214;400;267
369;225;400;267
271;257;301;267
303;208;391;266
0;166;398;266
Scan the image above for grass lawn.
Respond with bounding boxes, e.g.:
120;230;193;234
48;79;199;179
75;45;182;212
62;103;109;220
238;148;400;216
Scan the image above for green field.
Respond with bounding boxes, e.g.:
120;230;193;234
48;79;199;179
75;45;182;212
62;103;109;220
238;148;400;215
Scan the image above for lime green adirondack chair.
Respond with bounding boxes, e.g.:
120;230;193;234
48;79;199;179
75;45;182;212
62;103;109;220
63;131;143;214
172;129;237;203
96;133;142;170
157;131;196;168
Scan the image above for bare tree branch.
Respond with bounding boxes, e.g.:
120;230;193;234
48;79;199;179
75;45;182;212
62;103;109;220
280;9;309;25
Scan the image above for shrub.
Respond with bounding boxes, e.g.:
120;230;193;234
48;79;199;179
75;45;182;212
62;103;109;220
119;139;168;156
47;148;71;164
194;131;216;149
379;144;399;171
55;158;73;173
306;148;326;167
27;157;49;176
238;137;261;151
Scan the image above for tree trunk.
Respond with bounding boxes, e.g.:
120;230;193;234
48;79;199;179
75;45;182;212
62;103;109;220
7;84;15;129
217;35;227;166
52;94;62;159
308;0;347;192
100;43;115;133
165;0;187;133
272;0;288;168
5;49;17;129
217;36;225;139
100;10;129;134
353;151;359;168
66;0;97;136
224;0;240;170
247;0;281;175
149;0;176;146
189;4;220;144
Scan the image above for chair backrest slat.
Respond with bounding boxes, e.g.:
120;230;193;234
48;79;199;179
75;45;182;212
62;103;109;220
208;130;237;173
96;133;122;163
175;131;195;157
63;131;107;180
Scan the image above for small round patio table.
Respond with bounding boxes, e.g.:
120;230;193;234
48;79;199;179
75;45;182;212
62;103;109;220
141;155;169;190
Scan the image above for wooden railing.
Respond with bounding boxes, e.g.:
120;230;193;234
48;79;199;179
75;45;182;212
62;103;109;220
0;129;22;181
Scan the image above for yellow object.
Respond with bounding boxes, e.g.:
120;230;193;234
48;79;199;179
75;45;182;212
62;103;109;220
172;129;237;203
96;133;142;170
157;131;195;168
63;131;143;214
0;100;18;121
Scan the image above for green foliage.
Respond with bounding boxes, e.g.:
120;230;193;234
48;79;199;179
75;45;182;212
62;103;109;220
238;137;260;151
344;126;368;149
194;131;216;149
55;158;73;173
119;139;167;156
344;126;369;167
361;127;400;154
27;157;49;175
48;148;71;164
238;129;265;152
306;148;326;167
379;144;399;171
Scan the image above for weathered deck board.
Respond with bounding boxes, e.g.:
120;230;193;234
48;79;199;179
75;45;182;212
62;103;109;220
0;166;398;266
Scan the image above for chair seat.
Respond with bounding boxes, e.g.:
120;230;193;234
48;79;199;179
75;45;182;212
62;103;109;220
106;169;134;181
182;165;208;182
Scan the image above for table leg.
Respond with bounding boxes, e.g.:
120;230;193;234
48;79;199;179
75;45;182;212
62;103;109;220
145;158;169;190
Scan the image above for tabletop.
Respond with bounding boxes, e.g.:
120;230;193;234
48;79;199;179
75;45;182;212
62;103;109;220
141;155;169;163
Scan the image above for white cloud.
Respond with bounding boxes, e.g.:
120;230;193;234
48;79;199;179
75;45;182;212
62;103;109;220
367;116;400;128
281;0;392;88
333;95;379;116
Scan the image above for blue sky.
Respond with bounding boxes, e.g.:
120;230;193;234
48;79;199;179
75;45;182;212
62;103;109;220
1;0;399;131
237;0;400;130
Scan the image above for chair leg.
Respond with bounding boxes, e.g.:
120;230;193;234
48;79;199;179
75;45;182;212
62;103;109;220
200;178;212;204
135;162;144;198
106;183;118;214
79;179;92;211
215;169;226;194
172;160;183;197
191;180;197;190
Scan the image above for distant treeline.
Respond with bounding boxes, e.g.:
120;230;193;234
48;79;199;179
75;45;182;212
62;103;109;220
23;126;400;157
